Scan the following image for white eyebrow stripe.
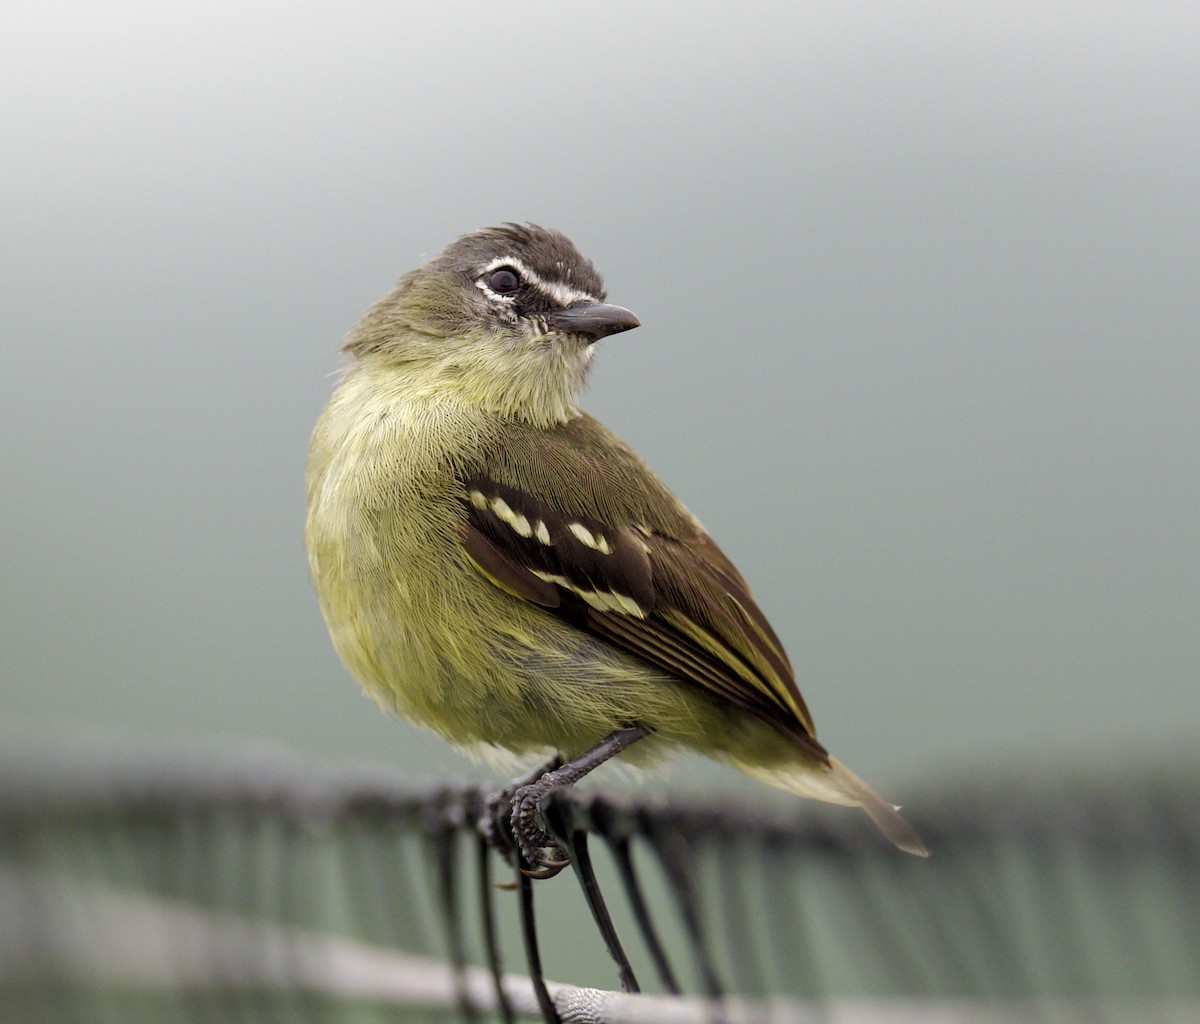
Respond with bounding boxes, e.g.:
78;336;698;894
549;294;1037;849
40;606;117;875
480;256;598;307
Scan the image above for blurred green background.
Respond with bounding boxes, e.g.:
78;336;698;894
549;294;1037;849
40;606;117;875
2;2;1196;803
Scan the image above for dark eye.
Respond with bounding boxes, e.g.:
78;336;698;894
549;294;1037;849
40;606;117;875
486;267;521;294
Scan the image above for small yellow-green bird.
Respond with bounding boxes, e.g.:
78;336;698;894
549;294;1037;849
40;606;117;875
305;223;927;867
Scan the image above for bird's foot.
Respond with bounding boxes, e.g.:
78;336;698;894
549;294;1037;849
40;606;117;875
480;727;650;880
510;771;572;878
481;755;570;879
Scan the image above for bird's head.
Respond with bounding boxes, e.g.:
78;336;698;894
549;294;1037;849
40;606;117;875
343;223;640;426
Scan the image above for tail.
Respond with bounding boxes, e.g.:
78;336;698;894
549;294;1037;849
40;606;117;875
736;755;929;857
826;757;929;857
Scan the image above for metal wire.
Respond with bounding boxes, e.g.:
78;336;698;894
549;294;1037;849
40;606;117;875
1;744;1198;1024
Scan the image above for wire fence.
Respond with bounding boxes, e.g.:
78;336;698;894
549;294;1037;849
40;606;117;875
2;743;1197;1023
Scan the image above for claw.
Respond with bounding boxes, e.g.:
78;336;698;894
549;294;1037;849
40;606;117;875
521;860;569;880
518;833;571;879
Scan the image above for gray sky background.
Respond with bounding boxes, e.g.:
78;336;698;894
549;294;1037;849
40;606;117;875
3;2;1197;802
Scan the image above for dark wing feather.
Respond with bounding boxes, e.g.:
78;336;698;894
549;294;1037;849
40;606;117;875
463;522;560;608
459;424;827;762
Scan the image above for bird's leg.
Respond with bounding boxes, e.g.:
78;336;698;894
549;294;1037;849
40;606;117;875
510;725;651;878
